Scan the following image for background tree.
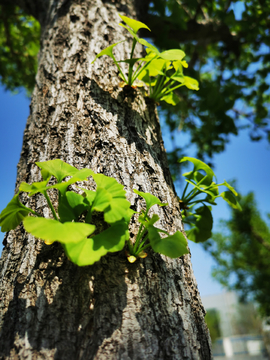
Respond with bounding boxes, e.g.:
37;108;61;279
1;0;269;174
0;0;212;358
231;303;263;335
203;192;270;317
204;309;221;343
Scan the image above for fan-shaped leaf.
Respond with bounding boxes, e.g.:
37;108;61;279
0;194;32;232
36;159;79;183
134;189;167;212
119;14;150;33
148;226;188;258
64;220;127;266
23;217;95;244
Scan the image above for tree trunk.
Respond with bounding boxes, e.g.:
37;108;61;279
0;0;212;359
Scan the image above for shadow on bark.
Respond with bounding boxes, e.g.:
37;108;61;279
0;242;128;360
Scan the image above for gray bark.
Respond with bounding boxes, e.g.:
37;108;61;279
0;0;212;359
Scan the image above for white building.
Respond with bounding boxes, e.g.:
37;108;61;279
201;292;268;360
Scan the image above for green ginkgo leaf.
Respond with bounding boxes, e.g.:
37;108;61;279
104;198;131;223
23;217;95;244
137;37;160;55
179;157;216;186
92;187;112;212
20;168;94;196
148;225;189;258
91;41;124;64
220;180;238;196
186;205;213;243
58;192;88;222
119;14;150;34
82;189;96;206
52;168;94;195
159;49;186;61
0;194;32;232
134;189;167;212
64;220;127;266
220;191;242;210
91;173;131;223
92;173;126;198
36;159;79;183
138;58;168;78
20;180;49;196
138;213;159;227
182;76;199;91
160;92;180;105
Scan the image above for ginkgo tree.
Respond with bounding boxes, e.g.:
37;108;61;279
0;2;214;359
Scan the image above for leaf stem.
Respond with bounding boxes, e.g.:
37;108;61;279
111;54;127;83
44;191;59;221
137;242;151;253
132;55;159;83
128;38;137;85
28;208;42;217
181;181;189;200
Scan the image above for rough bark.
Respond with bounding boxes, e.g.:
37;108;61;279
0;0;212;359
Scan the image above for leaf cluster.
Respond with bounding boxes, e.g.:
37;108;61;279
0;160;188;266
0;4;40;95
91;14;199;105
1;1;269;164
150;0;270;164
178;157;241;243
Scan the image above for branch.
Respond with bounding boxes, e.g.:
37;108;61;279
144;14;240;55
251;227;270;253
0;0;50;24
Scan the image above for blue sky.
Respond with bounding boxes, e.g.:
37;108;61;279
0;85;269;297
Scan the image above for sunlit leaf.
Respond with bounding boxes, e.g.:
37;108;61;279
64;220;127;266
92;173;131;223
82;189;96;206
220;191;242;210
52;168;94;194
148;226;189;258
104;198;131;223
160;92;180;105
134;189;167;212
91;41;124;64
179;157;216;185
0;194;32;232
19;180;49;196
138;213;160;227
92;187;112;212
23;217;95;244
119;14;150;33
182;76;199;91
36;159;79;183
159;49;186;61
220;180;238;196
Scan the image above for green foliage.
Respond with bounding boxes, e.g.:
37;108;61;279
0;1;269;162
0;4;40;94
91;14;199;105
0;160;189;266
205;309;221;343
127;189;189;261
149;0;270;163
0;194;35;232
178;157;241;243
203;192;270;316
